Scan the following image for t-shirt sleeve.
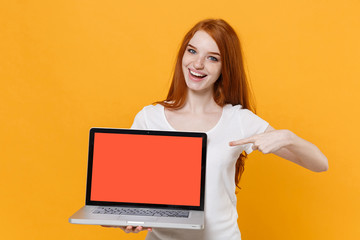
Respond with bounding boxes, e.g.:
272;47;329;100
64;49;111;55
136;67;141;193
130;108;148;130
239;109;269;154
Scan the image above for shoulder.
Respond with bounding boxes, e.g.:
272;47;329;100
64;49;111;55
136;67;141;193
137;104;163;116
131;104;165;130
223;104;256;118
223;103;269;134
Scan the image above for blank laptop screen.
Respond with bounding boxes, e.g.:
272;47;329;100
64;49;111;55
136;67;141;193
90;132;203;206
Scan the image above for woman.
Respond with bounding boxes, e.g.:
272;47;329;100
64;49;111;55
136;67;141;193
119;19;328;239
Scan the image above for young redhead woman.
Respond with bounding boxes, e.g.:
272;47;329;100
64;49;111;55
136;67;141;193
111;19;328;239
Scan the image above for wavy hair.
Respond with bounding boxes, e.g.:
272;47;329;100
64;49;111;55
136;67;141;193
158;19;256;189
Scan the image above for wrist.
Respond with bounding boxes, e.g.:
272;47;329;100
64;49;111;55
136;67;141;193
283;129;296;147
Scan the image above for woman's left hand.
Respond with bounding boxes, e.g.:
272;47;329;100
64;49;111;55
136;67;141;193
229;129;293;154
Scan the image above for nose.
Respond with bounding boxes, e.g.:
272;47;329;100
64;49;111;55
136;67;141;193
193;56;205;69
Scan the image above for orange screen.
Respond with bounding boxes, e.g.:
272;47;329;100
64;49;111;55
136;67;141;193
90;132;203;206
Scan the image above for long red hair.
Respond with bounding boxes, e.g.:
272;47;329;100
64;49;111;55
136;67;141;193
158;19;256;189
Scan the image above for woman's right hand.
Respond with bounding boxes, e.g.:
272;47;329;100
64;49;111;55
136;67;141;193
102;225;152;233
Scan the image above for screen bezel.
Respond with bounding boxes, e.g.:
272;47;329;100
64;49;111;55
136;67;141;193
85;127;207;211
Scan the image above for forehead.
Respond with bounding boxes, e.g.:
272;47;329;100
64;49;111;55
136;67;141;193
188;31;220;53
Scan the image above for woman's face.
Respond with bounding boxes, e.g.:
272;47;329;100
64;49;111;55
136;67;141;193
182;30;222;93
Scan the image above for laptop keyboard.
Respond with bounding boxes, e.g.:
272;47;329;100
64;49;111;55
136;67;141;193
92;207;189;218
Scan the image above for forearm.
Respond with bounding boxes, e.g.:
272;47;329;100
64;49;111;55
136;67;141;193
274;130;328;172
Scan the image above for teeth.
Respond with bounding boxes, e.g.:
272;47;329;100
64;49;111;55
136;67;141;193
190;70;206;77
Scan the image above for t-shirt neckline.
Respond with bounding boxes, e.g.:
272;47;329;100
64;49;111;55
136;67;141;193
160;104;229;134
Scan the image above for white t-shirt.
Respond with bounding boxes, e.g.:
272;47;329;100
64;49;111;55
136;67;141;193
131;104;269;240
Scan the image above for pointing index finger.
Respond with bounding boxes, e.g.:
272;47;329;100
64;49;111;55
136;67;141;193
229;136;256;146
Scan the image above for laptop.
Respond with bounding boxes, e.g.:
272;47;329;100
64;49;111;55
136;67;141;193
69;127;207;229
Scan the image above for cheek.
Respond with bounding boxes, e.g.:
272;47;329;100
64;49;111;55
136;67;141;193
182;54;191;67
182;59;189;77
182;59;187;73
211;64;222;78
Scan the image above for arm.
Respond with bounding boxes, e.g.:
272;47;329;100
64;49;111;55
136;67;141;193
229;125;328;172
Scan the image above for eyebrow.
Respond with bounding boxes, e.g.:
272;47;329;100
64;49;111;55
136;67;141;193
188;44;221;56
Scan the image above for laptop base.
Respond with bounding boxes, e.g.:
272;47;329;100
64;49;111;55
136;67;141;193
69;206;204;230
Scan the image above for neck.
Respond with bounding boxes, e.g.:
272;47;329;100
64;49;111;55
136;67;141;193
183;88;220;113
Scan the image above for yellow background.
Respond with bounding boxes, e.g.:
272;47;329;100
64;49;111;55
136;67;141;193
1;0;359;239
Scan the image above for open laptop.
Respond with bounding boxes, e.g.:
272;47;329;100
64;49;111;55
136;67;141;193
69;127;207;229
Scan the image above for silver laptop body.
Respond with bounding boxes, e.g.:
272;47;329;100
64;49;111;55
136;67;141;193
69;128;207;229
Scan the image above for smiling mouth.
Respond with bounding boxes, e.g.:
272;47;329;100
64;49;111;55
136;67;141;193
189;69;207;78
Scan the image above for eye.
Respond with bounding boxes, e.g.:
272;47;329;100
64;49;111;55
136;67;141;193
187;48;196;54
208;56;219;62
